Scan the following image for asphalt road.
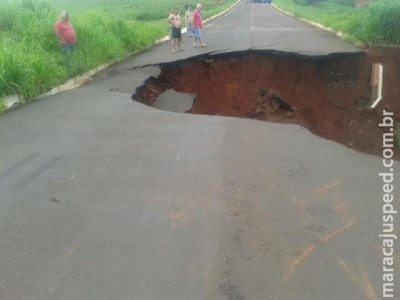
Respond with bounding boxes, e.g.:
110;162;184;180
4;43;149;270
0;1;398;300
121;0;362;70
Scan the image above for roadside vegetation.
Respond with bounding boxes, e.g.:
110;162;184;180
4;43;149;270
0;0;237;113
273;0;400;148
273;0;400;45
50;0;237;22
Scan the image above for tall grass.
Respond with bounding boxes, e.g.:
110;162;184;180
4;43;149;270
274;0;400;45
294;0;354;6
49;0;237;22
349;0;400;45
0;0;66;100
0;0;164;104
0;0;237;112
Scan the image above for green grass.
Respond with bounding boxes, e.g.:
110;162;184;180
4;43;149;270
0;0;237;112
49;0;236;21
348;0;400;45
0;96;6;114
274;0;400;45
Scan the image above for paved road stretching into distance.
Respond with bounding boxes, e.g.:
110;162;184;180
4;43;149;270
0;1;398;300
123;0;361;69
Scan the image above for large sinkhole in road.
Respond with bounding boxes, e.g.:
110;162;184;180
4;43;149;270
133;52;399;158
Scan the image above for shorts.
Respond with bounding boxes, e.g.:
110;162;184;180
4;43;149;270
194;27;201;39
171;27;182;39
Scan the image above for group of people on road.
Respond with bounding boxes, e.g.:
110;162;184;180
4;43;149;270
53;3;207;57
167;3;206;53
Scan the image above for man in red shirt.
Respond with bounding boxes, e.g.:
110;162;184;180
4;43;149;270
193;3;206;48
54;11;77;54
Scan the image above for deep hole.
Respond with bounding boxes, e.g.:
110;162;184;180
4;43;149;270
133;51;399;158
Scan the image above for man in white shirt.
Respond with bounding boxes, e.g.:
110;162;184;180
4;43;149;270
185;7;194;37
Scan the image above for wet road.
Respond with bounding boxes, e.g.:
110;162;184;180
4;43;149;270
123;0;361;69
0;1;398;300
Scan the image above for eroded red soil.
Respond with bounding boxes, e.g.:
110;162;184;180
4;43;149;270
135;48;400;158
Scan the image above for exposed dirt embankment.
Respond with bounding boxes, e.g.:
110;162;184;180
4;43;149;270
366;47;400;111
134;48;400;158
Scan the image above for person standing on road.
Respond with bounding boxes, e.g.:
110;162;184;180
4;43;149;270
193;4;206;48
168;8;174;37
54;11;77;55
185;7;194;37
167;8;183;52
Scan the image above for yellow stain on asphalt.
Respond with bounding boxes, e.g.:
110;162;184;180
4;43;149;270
168;209;187;228
331;249;377;300
290;197;314;223
284;218;356;282
312;179;342;197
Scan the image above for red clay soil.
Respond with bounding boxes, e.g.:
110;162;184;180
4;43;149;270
135;47;400;159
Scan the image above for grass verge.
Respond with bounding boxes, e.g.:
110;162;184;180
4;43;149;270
0;97;6;115
0;0;237;113
273;0;400;45
49;0;237;22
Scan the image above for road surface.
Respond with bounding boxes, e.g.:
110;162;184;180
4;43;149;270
0;2;398;300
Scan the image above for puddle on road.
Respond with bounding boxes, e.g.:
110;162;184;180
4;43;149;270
133;50;400;158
